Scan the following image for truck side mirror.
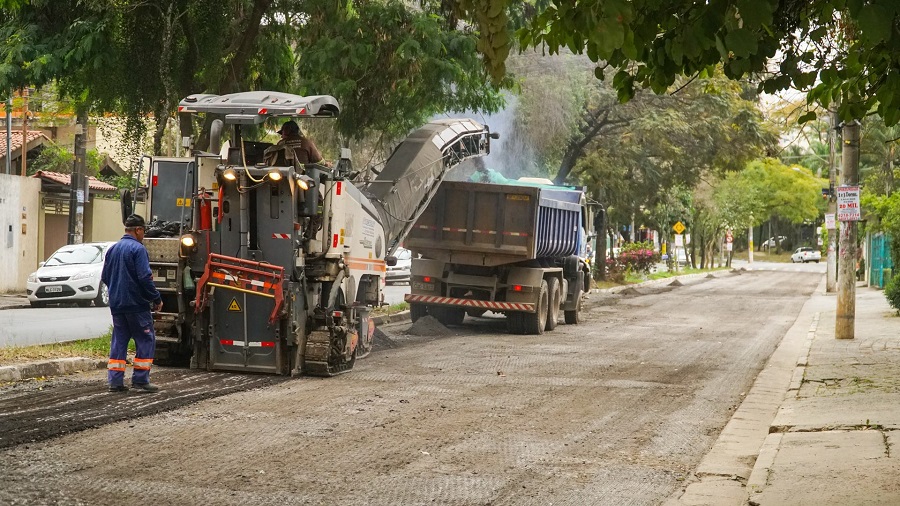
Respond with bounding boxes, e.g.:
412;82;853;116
120;189;134;224
385;255;398;267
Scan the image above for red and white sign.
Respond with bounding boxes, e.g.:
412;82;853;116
837;186;860;222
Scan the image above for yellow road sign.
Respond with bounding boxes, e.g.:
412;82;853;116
673;221;686;234
228;298;242;312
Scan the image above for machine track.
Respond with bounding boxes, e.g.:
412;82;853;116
302;329;356;377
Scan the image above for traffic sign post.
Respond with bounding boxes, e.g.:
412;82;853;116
673;221;685;234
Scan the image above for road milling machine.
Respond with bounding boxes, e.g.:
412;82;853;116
123;91;495;376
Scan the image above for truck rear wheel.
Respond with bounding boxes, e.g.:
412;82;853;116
432;306;465;326
410;303;428;322
522;280;548;335
545;277;560;331
506;312;524;334
565;279;583;325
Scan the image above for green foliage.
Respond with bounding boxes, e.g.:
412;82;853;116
884;273;900;315
471;0;900;124
28;143;103;177
296;0;506;141
735;158;826;225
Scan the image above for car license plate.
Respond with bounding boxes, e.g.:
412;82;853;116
412;281;434;291
45;286;63;293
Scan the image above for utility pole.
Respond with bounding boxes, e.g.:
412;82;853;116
20;88;28;176
69;110;88;245
836;119;860;340
4;90;11;175
826;108;839;292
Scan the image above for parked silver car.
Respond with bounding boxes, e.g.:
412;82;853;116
791;246;822;264
26;242;114;307
386;247;412;285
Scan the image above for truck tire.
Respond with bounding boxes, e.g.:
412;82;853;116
522;280;548;335
564;279;583;325
506;312;524;334
545;277;560;331
410;303;428;322
432;306;465;326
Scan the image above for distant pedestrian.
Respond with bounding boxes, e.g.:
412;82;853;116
101;214;163;393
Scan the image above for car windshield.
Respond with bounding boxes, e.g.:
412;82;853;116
397;249;412;260
44;245;105;266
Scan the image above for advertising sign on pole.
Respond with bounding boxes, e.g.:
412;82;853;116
824;213;836;230
836;186;860;222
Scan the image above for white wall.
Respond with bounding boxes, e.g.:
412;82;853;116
0;173;41;293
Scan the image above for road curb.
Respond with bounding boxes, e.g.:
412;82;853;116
0;357;106;383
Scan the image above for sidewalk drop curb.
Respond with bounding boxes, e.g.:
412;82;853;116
0;357;106;384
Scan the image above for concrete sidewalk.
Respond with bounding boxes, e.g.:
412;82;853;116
0;293;29;310
671;280;900;505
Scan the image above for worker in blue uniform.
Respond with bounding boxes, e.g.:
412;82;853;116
101;214;163;393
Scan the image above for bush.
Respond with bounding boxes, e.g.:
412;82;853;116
885;273;900;315
605;257;626;283
617;241;661;275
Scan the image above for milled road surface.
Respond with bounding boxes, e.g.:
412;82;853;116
0;270;821;505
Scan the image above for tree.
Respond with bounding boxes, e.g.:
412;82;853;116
0;0;506;157
462;1;900;125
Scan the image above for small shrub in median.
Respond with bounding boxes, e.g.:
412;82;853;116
885;273;900;315
617;241;661;275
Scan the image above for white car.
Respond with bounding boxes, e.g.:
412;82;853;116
791;247;822;263
26;242;114;308
386;247;412;285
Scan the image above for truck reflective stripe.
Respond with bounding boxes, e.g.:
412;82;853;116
404;294;535;311
414;224;528;237
271;233;290;239
219;339;275;348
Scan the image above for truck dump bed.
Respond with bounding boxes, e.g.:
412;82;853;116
406;180;583;267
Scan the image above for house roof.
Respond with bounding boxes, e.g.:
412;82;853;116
0;130;51;159
33;170;118;193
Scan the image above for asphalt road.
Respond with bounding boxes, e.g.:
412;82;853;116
0;306;111;348
0;269;824;505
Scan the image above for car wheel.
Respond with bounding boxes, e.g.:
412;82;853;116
94;282;109;307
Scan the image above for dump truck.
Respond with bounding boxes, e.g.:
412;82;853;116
123;90;496;375
404;178;592;334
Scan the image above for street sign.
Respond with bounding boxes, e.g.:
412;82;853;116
824;213;836;229
673;221;686;234
836;186;860;222
725;230;733;243
674;234;684;247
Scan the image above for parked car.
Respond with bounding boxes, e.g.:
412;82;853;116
386;247;412;285
26;242;114;308
762;236;787;249
791;246;822;263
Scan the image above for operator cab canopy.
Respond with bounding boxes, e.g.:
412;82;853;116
178;91;341;124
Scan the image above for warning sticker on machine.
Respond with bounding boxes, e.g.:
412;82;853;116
228;298;242;312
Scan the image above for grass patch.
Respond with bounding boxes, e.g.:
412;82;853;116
372;301;408;316
0;326;134;366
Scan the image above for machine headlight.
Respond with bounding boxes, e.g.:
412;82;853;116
180;234;197;258
222;168;237;181
268;169;283;181
71;270;95;280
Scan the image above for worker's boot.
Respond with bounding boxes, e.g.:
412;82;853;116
132;383;160;393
